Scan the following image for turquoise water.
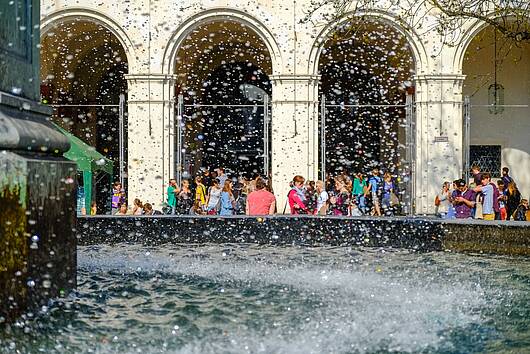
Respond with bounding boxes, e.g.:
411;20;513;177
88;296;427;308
1;244;530;353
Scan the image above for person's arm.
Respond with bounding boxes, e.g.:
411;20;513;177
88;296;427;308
365;181;372;197
291;192;308;211
206;187;211;206
474;185;483;193
268;197;276;215
459;197;475;208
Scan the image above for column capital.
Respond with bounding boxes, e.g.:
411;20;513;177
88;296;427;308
414;74;466;84
125;73;178;83
270;74;321;85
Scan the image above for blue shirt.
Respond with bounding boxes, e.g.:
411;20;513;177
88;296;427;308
481;184;494;215
369;176;381;194
219;191;234;215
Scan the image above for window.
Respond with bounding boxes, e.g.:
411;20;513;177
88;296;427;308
469;145;501;178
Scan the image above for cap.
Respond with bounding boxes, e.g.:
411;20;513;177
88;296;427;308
456;179;466;187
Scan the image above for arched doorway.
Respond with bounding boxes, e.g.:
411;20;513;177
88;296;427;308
462;24;530;197
174;20;272;179
40;19;129;212
318;19;415;206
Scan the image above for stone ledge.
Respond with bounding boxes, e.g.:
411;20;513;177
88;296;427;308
77;216;530;256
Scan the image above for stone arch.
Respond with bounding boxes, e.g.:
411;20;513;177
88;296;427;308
454;18;497;74
40;8;137;71
161;7;283;76
307;10;428;76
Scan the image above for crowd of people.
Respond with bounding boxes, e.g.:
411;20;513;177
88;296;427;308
106;166;402;217
103;165;527;221
286;168;401;216
434;166;528;221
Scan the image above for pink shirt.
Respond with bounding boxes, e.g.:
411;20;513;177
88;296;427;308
288;189;308;215
247;189;276;215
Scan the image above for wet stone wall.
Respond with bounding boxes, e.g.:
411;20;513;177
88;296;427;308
77;216;444;251
77;216;530;256
0;152;77;322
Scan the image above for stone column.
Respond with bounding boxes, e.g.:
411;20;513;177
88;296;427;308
414;74;466;214
270;74;320;212
125;74;177;208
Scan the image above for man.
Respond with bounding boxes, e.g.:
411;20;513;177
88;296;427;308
215;167;228;188
496;180;507;220
501;167;514;187
202;168;212;188
367;168;382;216
246;177;276;215
166;179;179;214
216;167;228;187
474;173;500;221
452;179;476;219
143;203;163;215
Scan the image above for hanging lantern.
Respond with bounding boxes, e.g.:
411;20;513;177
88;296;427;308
488;83;504;115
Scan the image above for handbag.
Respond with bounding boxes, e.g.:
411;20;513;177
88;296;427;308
434;195;441;207
390;192;400;207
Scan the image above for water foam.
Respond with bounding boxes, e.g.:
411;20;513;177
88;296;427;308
76;244;488;354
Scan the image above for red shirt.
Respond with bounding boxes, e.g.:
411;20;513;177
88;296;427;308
247;189;276;215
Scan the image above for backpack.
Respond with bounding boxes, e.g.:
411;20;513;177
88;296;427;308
489;182;500;213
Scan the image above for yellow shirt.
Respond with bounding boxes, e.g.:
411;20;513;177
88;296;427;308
195;183;207;205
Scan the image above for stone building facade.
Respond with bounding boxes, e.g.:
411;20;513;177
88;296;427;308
39;0;530;213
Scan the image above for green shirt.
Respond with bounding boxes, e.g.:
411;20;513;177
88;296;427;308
353;178;367;196
167;186;176;207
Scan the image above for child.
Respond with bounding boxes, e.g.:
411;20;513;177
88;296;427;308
513;199;528;221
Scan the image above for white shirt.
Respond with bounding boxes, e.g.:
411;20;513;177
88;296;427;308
317;191;329;212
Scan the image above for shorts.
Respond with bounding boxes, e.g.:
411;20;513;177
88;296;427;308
483;213;495;221
372;193;380;206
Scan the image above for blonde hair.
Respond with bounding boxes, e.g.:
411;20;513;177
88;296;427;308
222;180;233;195
508;181;518;194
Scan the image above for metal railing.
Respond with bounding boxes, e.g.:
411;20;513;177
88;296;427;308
319;94;416;215
175;94;271;184
462;96;529;179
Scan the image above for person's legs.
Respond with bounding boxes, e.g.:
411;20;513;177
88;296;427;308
483;213;495;221
372;193;381;216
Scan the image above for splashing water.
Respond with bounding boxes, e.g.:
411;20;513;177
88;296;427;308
2;244;529;354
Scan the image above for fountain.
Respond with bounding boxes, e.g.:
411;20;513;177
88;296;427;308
0;0;76;322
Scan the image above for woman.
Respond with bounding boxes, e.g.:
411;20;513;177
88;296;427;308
506;181;521;220
328;176;351;216
194;176;207;212
205;178;222;215
435;182;451;218
315;180;329;215
111;182;126;215
288;175;308;214
235;179;250;215
132;198;144;215
352;173;367;214
381;172;398;216
219;180;236;216
177;180;194;215
114;203;128;216
304;180;318;214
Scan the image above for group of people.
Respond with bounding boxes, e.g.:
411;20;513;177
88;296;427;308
287;168;401;216
435;166;528;221
111;182;162;216
105;164;527;221
165;168;277;216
